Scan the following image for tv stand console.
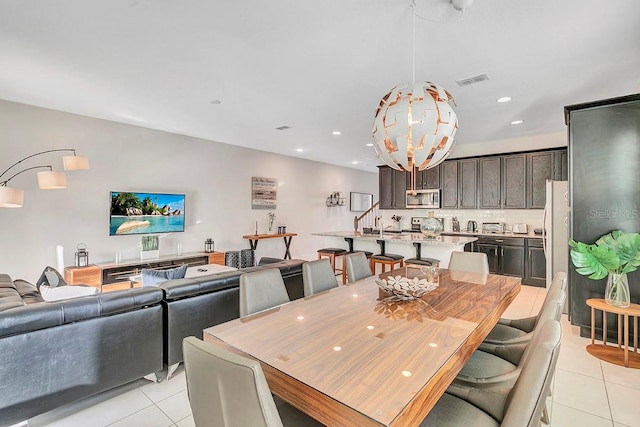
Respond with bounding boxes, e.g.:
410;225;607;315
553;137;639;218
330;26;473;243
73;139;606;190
65;251;224;291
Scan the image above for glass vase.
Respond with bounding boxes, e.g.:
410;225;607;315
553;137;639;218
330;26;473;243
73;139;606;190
605;272;630;308
420;212;443;238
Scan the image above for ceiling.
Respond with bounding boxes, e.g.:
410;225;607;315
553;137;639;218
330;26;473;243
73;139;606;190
1;0;639;173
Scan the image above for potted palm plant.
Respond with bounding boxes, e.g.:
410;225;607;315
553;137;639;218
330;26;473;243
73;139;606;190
569;230;640;308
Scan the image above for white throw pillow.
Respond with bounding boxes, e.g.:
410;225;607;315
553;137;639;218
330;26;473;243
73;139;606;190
40;284;98;301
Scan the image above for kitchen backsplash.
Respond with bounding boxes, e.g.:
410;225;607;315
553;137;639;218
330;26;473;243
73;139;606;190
381;209;544;232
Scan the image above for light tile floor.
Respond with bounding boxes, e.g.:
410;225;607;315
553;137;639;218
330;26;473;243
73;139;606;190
23;285;640;427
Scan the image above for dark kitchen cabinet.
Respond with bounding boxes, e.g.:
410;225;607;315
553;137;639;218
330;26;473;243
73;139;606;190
500;242;525;278
527;149;567;209
406;164;441;191
478;157;501;209
476;243;499;274
524;238;546;287
441;160;459;208
527;151;554;209
566;94;640;340
475;236;525;277
378;166;406;209
502;154;527;209
459;159;478;209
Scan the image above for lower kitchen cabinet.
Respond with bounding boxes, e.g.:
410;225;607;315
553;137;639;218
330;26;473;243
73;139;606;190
524;238;546;287
473;237;527;279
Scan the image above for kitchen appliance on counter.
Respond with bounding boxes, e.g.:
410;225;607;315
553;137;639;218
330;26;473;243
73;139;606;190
466;220;477;232
512;223;528;234
481;222;505;233
406;189;440;209
410;216;444;232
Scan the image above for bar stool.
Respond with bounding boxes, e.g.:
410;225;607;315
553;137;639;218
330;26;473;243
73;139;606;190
317;248;347;280
342;250;373;284
404;242;440;268
370;240;404;274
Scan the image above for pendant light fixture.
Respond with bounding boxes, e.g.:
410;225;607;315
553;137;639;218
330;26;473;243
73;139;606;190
372;1;458;175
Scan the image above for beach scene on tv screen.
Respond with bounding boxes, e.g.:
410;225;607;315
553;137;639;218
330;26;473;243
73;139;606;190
110;192;185;235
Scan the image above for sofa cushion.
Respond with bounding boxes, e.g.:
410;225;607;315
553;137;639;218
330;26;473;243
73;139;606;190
35;266;68;289
40;284;98;301
141;264;188;287
13;279;45;304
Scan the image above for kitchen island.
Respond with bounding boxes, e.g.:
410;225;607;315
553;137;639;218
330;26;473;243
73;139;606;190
312;231;477;268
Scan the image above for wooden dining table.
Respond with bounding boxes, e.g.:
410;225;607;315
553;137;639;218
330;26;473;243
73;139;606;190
203;268;521;426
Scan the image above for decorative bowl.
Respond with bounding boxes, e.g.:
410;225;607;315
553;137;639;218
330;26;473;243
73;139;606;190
375;275;439;300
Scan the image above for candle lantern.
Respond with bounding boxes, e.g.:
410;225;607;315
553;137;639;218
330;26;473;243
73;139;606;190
204;238;215;253
75;243;89;267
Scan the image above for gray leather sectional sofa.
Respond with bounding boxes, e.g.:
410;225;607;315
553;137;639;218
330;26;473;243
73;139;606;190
0;258;305;425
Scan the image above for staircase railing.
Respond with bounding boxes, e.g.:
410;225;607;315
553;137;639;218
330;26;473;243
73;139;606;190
353;201;380;232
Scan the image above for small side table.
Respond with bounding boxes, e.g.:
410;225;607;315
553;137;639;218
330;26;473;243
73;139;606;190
242;233;297;260
586;298;640;368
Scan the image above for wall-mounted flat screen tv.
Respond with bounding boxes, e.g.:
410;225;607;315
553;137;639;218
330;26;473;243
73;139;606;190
109;191;185;236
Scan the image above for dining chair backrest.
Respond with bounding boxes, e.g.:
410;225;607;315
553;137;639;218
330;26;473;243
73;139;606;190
501;320;562;427
183;336;284;427
239;268;290;317
447;251;490;275
302;259;339;296
550;271;567;293
345;252;373;282
517;298;563;368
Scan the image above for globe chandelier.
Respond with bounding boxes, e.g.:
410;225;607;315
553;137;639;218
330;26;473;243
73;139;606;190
372;1;459;182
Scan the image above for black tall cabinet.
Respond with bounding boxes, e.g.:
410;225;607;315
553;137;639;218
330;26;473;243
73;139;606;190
565;94;640;339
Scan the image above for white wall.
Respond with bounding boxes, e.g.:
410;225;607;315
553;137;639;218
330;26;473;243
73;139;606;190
449;132;567;159
0;100;377;282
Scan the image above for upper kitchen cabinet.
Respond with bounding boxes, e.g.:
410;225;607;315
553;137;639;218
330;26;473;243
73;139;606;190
378;166;406;209
406;164;441;190
502;154;527;209
441;160;459;208
527;149;567;209
478;157;501;209
459;159;478;209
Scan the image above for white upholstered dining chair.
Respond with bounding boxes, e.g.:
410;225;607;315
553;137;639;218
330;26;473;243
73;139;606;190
183;336;323;427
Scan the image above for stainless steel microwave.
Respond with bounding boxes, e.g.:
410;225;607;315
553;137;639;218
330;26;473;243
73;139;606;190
406;189;440;209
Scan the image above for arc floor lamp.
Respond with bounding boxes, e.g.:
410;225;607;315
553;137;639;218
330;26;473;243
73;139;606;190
0;149;89;208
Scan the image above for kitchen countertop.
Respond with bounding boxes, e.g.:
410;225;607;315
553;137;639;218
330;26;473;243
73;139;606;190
441;230;543;239
313;231;477;246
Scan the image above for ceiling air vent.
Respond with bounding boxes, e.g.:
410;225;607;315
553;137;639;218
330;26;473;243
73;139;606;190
455;73;489;87
275;125;291;131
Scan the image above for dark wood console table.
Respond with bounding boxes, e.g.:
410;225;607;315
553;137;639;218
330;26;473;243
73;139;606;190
242;233;297;260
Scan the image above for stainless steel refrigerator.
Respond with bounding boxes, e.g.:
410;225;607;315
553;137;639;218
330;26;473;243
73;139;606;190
543;180;569;291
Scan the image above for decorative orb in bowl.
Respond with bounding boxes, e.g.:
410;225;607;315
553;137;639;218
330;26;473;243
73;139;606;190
375;275;439;300
420;216;443;238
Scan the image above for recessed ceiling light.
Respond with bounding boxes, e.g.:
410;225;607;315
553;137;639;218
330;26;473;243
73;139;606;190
497;97;511;103
332;131;342;135
366;143;374;147
511;120;523;125
296;148;303;152
351;161;359;165
209;99;221;105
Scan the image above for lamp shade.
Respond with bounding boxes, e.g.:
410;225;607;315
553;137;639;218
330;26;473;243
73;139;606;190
0;186;24;208
63;155;90;170
372;81;458;172
37;171;67;189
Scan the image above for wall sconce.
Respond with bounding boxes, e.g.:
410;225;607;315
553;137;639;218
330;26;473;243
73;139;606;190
0;149;89;208
326;191;346;207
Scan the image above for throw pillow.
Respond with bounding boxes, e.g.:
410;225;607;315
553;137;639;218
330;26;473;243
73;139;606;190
40;284;98;302
141;264;188;287
35;266;68;289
